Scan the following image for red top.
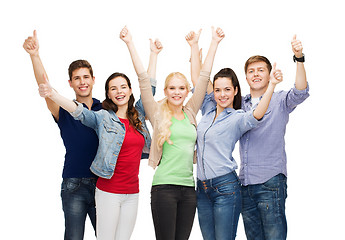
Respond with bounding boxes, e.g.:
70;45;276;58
96;118;145;194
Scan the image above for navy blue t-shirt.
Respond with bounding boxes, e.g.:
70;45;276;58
55;98;102;178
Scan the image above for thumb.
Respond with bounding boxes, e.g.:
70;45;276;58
149;38;153;44
292;34;296;41
272;62;277;72
198;29;202;35
33;30;37;39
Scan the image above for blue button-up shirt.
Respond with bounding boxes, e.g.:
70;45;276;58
196;94;259;181
239;85;309;186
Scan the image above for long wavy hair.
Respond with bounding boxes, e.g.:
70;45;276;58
156;72;190;148
102;72;142;131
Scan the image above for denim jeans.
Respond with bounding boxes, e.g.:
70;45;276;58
197;171;241;240
241;174;288;240
61;178;97;240
151;184;197;240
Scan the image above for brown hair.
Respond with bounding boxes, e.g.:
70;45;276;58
68;60;94;80
102;72;142;131
244;55;272;74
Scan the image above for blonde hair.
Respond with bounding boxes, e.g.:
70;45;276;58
156;72;190;148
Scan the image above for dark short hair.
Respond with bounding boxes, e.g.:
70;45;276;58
244;55;272;73
68;60;93;80
213;68;242;110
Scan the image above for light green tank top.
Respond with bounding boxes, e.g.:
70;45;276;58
152;112;196;186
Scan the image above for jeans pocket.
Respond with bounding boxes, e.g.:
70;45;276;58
215;180;240;196
62;178;81;193
262;174;286;191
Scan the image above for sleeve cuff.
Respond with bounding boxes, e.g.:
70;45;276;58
138;72;149;81
200;71;211;79
293;82;309;95
150;78;157;87
70;100;84;119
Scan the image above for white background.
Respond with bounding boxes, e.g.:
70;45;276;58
1;0;344;239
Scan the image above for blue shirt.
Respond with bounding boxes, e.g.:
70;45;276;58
196;93;259;181
56;98;102;178
239;85;310;186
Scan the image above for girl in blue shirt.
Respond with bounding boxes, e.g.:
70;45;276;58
190;43;283;238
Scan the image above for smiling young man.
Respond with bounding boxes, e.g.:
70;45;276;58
24;31;101;240
239;35;309;240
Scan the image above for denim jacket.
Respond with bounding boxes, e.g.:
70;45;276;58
70;85;155;179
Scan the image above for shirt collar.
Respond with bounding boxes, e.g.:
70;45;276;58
208;105;235;115
243;94;263;103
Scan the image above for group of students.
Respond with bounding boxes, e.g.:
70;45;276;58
24;26;309;240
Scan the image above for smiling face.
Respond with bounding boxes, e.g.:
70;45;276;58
69;67;95;98
245;61;270;93
106;76;132;107
164;75;189;108
214;77;238;111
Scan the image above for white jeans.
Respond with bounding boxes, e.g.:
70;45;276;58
95;188;139;240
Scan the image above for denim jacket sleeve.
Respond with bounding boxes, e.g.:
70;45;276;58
69;101;101;130
135;78;156;116
201;91;216;115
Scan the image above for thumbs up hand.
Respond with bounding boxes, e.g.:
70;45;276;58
38;74;55;98
185;29;202;46
291;34;303;58
23;30;39;56
270;62;283;85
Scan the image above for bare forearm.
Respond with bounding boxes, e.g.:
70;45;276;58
295;62;307;90
147;52;158;79
190;44;201;87
49;90;77;113
126;41;146;76
253;83;276;120
30;54;48;85
202;40;218;73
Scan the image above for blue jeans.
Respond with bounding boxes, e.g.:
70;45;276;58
197;171;241;240
61;178;97;240
241;174;288;240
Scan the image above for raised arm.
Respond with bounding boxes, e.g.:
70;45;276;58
202;27;224;73
186;29;202;87
120;26;146;76
291;34;307;90
187;27;225;113
148;38;163;80
135;38;163;116
38;75;78;113
253;63;283;119
120;26;157;123
23;30;60;119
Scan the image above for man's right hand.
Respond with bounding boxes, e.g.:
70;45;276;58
23;30;39;56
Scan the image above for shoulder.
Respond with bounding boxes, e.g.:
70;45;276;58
92;98;103;111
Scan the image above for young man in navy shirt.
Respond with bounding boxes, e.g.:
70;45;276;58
24;30;101;240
